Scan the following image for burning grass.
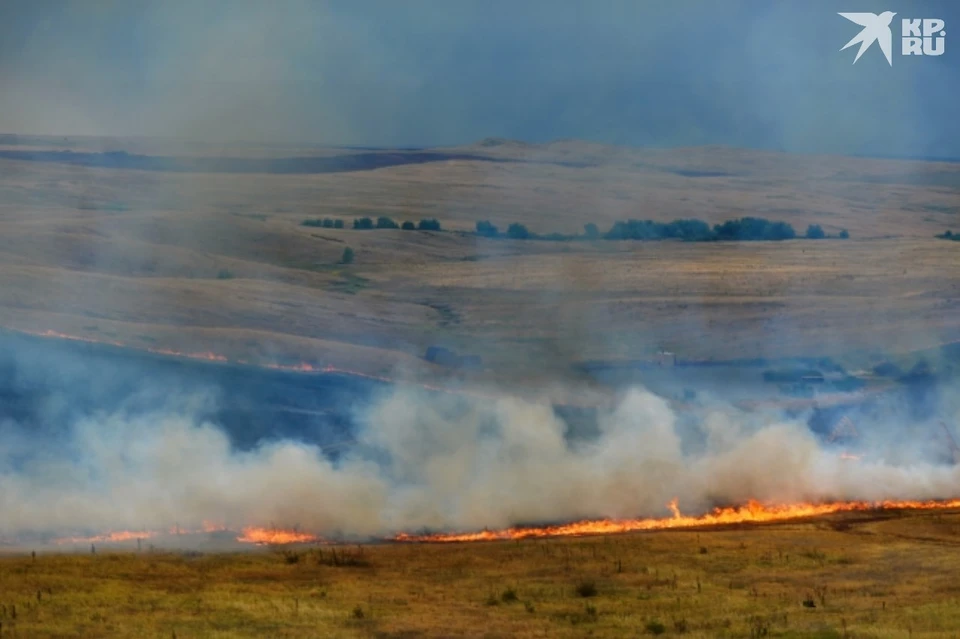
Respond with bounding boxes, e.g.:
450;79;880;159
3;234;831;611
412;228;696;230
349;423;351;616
391;497;960;543
4;507;960;637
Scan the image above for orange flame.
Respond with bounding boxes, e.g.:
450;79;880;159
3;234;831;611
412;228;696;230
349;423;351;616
43;498;960;547
53;524;318;546
392;498;960;543
53;530;157;545
236;527;320;545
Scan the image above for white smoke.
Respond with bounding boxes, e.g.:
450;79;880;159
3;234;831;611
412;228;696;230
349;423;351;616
1;383;959;540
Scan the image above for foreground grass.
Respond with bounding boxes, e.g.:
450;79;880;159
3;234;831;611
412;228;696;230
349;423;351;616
3;510;960;638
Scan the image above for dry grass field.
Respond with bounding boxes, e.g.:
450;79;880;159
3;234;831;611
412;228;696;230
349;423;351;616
1;136;959;381
4;509;960;638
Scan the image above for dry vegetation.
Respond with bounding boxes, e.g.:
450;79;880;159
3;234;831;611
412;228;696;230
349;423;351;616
1;137;959;381
4;509;960;637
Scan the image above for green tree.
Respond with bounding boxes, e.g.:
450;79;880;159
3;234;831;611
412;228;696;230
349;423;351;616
805;224;826;239
401;221;416;230
839;229;850;239
476;220;499;237
341;247;355;264
418;218;442;231
333;219;344;229
583;222;600;239
353;217;374;230
376;216;399;229
507;222;531;239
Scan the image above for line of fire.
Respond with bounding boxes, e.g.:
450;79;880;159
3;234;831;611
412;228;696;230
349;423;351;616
1;325;957;550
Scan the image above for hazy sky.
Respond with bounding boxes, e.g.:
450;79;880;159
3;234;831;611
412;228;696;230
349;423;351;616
0;0;957;157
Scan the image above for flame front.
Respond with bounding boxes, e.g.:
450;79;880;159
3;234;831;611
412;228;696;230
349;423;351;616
19;327;960;549
237;527;320;545
52;525;320;546
392;498;960;543
53;530;158;545
43;498;960;547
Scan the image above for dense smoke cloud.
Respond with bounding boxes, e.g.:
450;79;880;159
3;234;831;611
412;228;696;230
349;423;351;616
1;365;958;541
0;0;958;156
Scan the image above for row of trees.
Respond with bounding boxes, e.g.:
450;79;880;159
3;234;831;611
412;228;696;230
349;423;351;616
475;218;849;242
936;230;960;241
302;217;442;231
302;215;851;242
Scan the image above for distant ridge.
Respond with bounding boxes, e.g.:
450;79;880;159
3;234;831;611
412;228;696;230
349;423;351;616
0;148;511;175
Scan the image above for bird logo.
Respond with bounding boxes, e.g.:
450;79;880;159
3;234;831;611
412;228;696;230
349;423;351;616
839;11;897;65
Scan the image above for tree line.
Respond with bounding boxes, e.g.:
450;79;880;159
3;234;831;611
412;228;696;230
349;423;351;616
302;217;441;231
302;215;851;241
477;218;849;241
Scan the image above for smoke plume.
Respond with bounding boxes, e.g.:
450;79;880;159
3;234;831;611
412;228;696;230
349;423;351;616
1;360;958;541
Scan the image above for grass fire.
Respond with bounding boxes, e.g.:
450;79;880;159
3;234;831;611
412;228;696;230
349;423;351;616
3;1;960;635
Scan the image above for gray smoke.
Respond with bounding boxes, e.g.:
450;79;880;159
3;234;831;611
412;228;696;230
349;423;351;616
2;379;958;541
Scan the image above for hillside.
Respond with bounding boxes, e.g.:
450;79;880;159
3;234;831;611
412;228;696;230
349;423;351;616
0;136;958;382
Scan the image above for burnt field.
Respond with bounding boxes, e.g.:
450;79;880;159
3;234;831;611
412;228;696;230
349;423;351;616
0;332;379;453
0;332;614;456
0;330;950;461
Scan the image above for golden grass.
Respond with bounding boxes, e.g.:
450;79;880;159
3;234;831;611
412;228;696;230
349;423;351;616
1;139;959;381
4;509;960;637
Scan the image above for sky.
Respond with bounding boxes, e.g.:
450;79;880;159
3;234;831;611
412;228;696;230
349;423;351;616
0;0;958;157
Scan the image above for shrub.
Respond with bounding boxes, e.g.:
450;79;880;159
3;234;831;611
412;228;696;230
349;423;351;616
501;587;518;603
401;221;415;230
476;220;499;237
353;217;374;230
341;247;355;264
575;581;597;597
806;224;826;239
749;615;771;637
645;620;667;635
838;229;849;239
417;218;442;231
376;216;399;229
216;269;234;280
315;547;369;567
666;218;713;241
507;222;531;240
605;219;664;240
352;605;364;619
603;218;715;241
713;217;795;241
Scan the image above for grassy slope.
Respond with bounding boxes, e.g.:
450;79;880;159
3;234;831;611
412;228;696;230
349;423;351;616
3;509;960;637
1;138;959;381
